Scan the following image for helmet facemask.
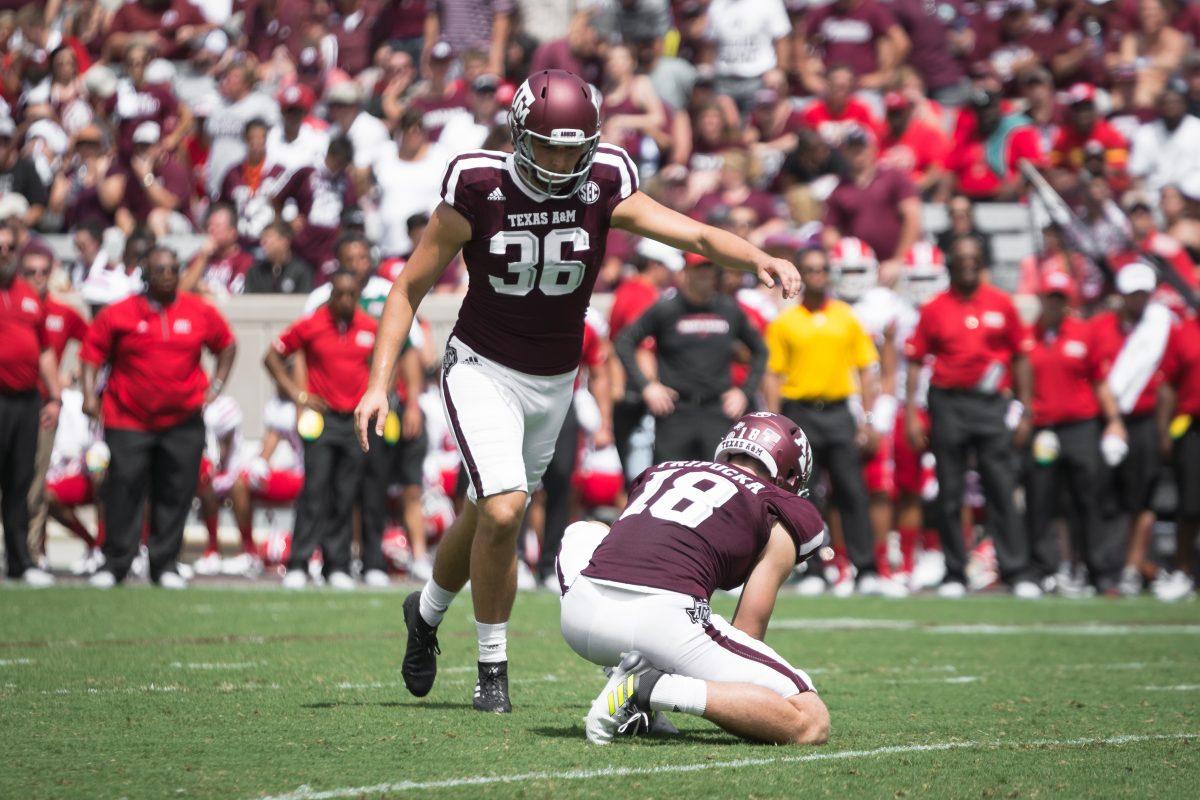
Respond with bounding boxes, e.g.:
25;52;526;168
512;126;600;199
832;260;878;303
901;267;948;307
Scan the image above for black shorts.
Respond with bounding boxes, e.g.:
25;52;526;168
390;428;428;488
1175;423;1200;519
1111;413;1162;514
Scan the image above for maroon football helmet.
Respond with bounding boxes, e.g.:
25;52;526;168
714;412;814;495
509;69;601;198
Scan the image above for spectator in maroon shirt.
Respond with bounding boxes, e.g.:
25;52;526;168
528;8;606;87
798;0;910;92
973;0;1061;91
691;150;786;244
49;124;115;233
181;202;255;296
1052;0;1125;89
238;0;313;63
423;0;512;77
822;127;922;271
106;44;193;160
99;122;193;237
272;136;358;282
104;0;214;61
889;0;972;106
408;41;470;141
328;0;382;76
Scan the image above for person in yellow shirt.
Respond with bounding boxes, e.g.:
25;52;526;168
765;246;885;595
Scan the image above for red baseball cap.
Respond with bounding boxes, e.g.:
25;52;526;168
278;84;315;112
1067;82;1097;105
1039;269;1076;297
884;91;912;112
684;252;715;268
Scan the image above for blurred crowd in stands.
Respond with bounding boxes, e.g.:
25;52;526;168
0;0;1198;601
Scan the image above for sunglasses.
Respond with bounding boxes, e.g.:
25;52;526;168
148;262;181;274
801;265;830;275
22;267;51;277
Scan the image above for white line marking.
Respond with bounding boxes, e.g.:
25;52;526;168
1140;685;1200;691
890;676;980;685
170;661;264;670
772;619;1200;635
0;658;33;666
253;733;1200;800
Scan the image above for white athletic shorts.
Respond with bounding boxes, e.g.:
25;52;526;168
557;522;816;698
439;335;577;501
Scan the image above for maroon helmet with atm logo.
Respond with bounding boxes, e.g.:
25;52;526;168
508;69;601;198
714;412;814;495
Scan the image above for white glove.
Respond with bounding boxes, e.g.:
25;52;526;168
1101;433;1129;467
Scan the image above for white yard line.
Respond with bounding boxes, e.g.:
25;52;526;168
772;619;1200;635
253;733;1200;800
1139;685;1200;691
169;661;264;670
0;658;34;666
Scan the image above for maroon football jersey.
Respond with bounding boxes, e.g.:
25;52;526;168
441;145;637;376
582;460;825;599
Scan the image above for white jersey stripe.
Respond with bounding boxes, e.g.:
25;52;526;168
441;152;506;206
593;151;633;199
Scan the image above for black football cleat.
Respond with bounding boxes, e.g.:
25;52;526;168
401;591;440;697
473;661;512;713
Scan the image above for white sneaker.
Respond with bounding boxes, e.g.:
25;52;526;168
221;552;264;578
363;569;390;588
327;571;356;591
516;560;537;591
88;570;116;589
177;562;195;580
192;551;222;576
409;554;433;583
21;567;55;587
913;549;946;589
70;548;105;576
1154;571;1195;603
1117;565;1143;598
585;651;655;745
795;574;827;597
857;573;909;598
158;571;188;590
131;545;149;578
281;570;308;590
831;573;855;598
1012;580;1043;599
937;580;967;599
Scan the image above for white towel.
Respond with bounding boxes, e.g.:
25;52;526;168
1107;302;1172;415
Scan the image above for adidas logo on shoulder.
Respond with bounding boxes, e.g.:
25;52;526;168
487;187;506;201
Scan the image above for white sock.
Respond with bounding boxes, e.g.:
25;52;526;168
649;674;707;716
418;579;456;627
476;620;508;664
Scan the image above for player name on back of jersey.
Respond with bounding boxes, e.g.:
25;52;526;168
506;210;578;228
659;460;768;494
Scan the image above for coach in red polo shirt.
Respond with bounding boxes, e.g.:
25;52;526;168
1159;313;1200;601
80;246;237;588
18;247;89;562
1023;271;1124;593
1088;262;1176;596
265;270;377;590
904;235;1037;598
0;230;61;586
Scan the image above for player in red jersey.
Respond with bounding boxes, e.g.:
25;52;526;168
357;69;802;714
557;412;829;745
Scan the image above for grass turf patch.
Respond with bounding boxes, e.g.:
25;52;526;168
1;586;1197;799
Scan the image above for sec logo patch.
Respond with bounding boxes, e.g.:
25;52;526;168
577;180;600;204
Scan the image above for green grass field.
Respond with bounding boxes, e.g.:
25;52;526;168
2;585;1198;799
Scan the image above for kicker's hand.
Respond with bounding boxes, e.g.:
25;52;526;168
355;387;390;452
757;256;803;300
